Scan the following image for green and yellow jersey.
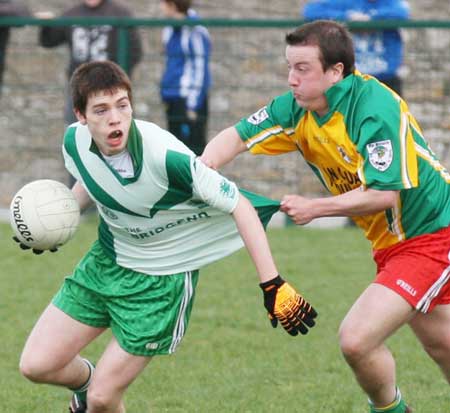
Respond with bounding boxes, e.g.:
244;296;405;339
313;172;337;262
63;119;279;275
235;72;450;250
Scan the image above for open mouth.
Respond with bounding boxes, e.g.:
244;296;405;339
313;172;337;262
108;130;123;139
107;130;124;149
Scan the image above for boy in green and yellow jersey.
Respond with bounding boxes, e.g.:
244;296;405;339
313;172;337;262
202;20;450;413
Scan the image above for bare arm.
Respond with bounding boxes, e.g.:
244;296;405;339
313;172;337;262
201;126;247;169
71;181;94;212
281;187;399;225
232;194;278;283
233;193;318;336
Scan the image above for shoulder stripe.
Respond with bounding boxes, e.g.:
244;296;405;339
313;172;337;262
245;126;294;149
415;144;450;182
63;126;77;157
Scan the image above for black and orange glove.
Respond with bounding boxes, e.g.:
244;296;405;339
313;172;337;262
260;275;317;336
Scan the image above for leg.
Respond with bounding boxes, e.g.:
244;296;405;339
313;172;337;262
338;284;415;406
165;98;186;141
188;98;208;155
20;303;105;389
87;338;151;413
409;304;450;383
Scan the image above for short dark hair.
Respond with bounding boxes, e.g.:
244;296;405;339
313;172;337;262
286;20;355;77
70;60;132;115
163;0;191;14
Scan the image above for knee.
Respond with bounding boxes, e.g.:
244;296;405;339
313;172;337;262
19;353;47;383
87;387;116;412
338;323;371;364
19;348;66;383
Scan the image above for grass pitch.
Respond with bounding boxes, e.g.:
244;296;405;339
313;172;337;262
0;217;448;412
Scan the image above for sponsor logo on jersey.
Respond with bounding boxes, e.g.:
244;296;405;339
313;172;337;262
366;140;393;171
396;279;417;297
337;146;352;163
324;166;361;193
247;106;269;125
100;205;119;220
127;211;211;239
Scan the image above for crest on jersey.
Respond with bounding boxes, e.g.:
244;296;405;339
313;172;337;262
366;140;393;171
247;107;269;125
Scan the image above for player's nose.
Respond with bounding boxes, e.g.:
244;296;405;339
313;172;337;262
109;108;121;124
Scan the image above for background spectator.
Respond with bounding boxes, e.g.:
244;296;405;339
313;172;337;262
302;0;410;95
36;0;142;126
160;0;211;155
0;0;30;96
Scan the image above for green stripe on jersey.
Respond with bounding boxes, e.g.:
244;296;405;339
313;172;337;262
127;120;144;179
150;150;193;218
98;217;117;261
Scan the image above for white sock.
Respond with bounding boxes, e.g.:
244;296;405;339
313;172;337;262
70;358;95;392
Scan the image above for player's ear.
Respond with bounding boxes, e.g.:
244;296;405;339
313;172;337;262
74;109;87;125
329;62;344;83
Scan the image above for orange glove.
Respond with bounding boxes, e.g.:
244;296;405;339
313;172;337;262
260;275;317;336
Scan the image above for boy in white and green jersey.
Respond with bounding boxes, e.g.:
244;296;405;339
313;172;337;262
18;61;317;413
63;117;278;275
202;20;450;413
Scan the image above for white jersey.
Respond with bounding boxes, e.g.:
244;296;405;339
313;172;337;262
63;119;248;275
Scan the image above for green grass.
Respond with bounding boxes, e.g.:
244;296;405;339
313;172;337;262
0;218;448;412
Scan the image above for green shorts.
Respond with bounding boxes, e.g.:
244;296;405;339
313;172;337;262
53;241;199;356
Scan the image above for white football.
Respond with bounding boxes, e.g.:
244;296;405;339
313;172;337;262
9;179;80;250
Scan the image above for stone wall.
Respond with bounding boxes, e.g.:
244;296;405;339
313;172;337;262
0;0;449;206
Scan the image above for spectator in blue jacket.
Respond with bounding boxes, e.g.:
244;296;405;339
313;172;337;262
302;0;410;95
160;0;211;155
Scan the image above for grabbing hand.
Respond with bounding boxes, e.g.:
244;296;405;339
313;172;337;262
12;236;58;255
260;275;317;336
280;194;316;225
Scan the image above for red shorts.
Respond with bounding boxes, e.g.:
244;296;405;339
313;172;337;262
373;225;450;313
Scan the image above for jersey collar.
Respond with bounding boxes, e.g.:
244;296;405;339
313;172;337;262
310;72;355;125
324;72;355;113
89;119;143;184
